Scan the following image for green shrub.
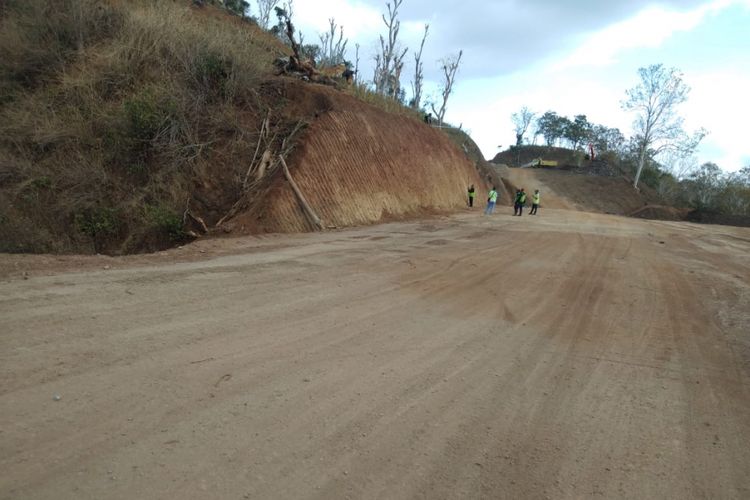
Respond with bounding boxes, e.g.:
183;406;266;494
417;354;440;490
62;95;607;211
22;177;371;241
30;176;52;189
123;92;177;142
74;206;122;252
193;52;231;99
144;204;185;241
75;206;120;238
0;0;123;96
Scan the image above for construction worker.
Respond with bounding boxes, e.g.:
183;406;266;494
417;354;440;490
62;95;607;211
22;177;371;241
513;188;527;216
530;189;540;215
467;184;476;207
484;186;498;215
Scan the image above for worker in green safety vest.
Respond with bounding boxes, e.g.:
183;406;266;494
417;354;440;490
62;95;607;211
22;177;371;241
514;188;527;216
467;184;476;207
484;187;498;215
530;189;540;215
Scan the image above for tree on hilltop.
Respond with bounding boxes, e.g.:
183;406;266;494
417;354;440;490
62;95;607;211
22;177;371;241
373;0;408;99
409;24;429;110
430;50;463;126
622;64;706;189
536;111;568;146
563;114;592;150
590;125;625;154
318;18;349;67
511;107;535;146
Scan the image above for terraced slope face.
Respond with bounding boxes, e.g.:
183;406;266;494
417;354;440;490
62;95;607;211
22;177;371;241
250;106;488;232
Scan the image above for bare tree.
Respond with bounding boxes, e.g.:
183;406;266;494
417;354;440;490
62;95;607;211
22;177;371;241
318;18;348;66
511;106;535;146
410;24;429;109
373;0;407;97
430;50;463;126
256;0;280;28
622;64;706;189
354;43;360;84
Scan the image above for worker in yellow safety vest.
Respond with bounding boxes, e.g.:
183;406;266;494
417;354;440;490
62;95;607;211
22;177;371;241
530;189;540;215
513;188;527;216
484;187;498;215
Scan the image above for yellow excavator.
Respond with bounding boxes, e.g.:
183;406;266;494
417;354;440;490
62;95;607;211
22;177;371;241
520;158;558;168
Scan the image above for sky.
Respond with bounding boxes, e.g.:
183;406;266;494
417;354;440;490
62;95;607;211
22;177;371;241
286;0;750;172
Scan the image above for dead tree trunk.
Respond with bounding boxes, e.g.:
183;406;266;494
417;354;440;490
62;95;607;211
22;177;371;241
374;0;404;95
410;24;429;109
279;156;323;230
430;49;463;126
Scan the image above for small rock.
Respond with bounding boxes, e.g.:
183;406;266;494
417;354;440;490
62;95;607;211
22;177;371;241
52;394;62;401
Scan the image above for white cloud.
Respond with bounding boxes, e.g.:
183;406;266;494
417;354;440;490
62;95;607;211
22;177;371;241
551;0;735;72
685;69;750;171
290;0;749;172
294;0;382;43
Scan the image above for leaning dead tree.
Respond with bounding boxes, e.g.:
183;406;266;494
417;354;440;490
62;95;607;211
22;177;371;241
272;6;342;84
373;0;407;98
217;118;307;227
430;50;463;126
410;23;428;109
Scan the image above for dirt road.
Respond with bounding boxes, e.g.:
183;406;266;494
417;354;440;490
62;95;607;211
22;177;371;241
2;209;749;499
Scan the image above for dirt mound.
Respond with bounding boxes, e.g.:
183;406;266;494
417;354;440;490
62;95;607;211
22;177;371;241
629;205;688;221
225;83;489;232
685;209;750;227
497;167;667;215
557;158;622;177
492;145;578;167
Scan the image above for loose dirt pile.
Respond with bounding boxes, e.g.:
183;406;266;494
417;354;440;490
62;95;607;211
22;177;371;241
630;205;688;221
497;166;667;216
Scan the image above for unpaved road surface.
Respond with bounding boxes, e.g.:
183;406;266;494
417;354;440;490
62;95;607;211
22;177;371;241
2;209;749;499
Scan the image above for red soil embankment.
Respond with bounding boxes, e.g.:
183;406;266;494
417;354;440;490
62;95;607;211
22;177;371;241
232;86;488;232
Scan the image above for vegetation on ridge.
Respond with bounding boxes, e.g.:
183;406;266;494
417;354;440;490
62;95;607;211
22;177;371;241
0;0;286;253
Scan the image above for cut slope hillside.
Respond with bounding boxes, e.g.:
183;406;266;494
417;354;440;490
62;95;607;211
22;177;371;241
0;0;488;254
225;83;489;232
440;126;512;205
